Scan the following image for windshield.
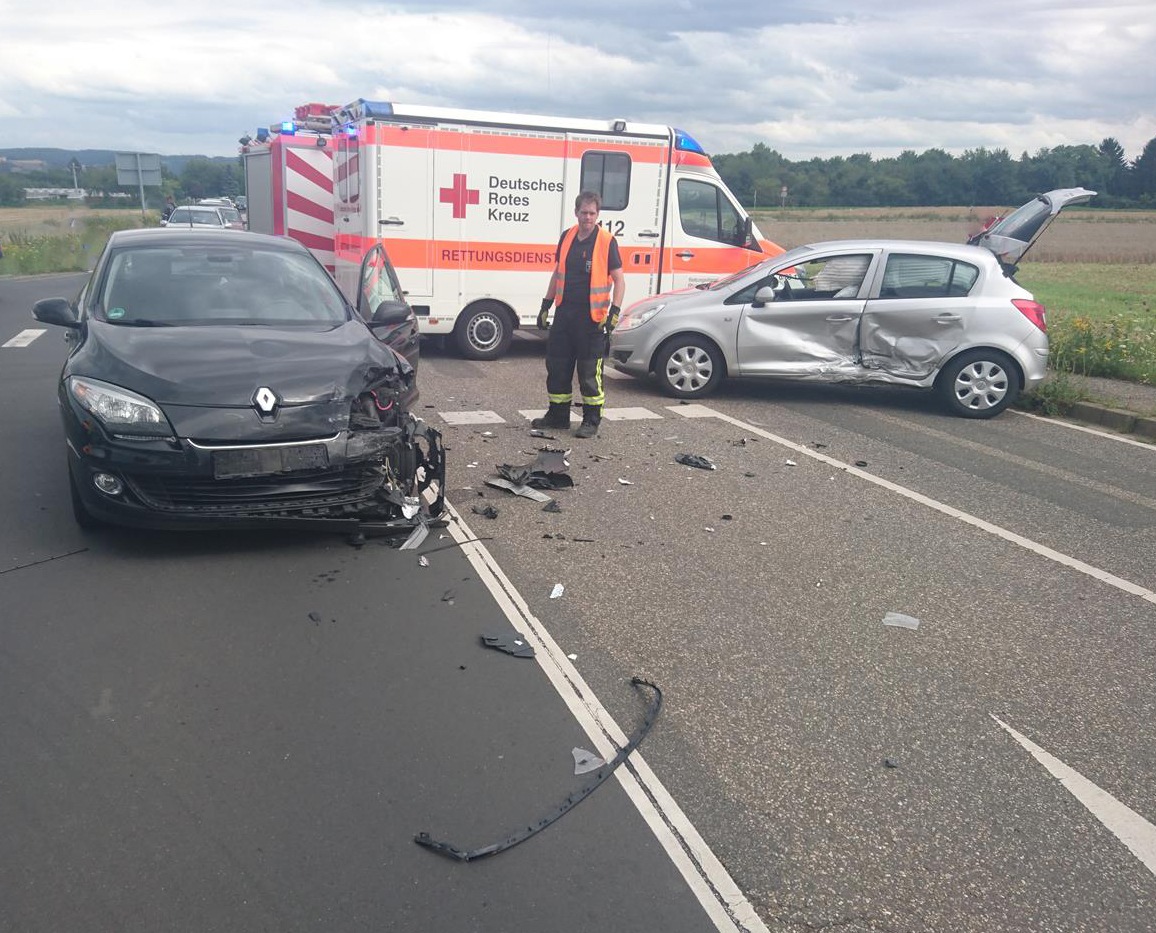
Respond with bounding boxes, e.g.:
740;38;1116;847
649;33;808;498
98;245;349;326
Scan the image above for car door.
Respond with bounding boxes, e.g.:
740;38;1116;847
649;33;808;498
735;251;877;375
356;243;419;366
666;176;763;290
969;187;1095;266
858;251;977;378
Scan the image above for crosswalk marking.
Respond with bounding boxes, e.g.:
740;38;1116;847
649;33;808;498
602;407;663;421
2;329;46;349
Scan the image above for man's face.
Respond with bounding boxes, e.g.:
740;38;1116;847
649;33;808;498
575;201;600;236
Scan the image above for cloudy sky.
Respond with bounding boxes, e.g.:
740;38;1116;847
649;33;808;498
1;0;1153;161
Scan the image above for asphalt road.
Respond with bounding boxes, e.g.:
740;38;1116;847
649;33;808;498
3;273;1155;931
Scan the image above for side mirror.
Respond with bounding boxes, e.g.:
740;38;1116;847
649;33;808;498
742;216;753;246
752;285;776;308
370;299;413;326
33;297;81;329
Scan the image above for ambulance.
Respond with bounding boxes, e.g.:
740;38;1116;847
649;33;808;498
242;104;339;272
250;99;785;360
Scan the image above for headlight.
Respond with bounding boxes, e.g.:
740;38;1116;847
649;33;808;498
617;302;665;332
68;376;174;438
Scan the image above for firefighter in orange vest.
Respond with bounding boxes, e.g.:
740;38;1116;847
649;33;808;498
533;191;625;438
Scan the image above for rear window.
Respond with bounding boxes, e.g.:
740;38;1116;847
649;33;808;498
879;254;979;298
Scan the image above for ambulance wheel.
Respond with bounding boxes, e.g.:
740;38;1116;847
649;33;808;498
454;302;513;360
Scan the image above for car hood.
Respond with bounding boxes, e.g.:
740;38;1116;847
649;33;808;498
77;319;410;408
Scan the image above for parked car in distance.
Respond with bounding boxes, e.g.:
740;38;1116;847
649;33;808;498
609;188;1094;418
161;204;242;230
31;228;439;531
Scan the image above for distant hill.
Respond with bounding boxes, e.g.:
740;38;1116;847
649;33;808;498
0;148;235;174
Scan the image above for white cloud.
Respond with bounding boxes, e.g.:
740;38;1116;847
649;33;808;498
0;0;1152;160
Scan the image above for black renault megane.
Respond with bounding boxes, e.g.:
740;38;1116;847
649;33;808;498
33;228;443;533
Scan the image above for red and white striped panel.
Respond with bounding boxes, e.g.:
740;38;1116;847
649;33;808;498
273;139;336;271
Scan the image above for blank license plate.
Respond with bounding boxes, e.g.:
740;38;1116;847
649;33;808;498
212;444;329;478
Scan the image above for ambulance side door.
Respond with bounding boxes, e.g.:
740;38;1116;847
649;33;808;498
565;136;664;300
370;125;434;297
666;176;760;291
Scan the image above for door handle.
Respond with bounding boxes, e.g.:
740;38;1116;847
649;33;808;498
675;251;695;259
638;231;660;238
379;217;404;226
825;315;855;322
936;314;962;323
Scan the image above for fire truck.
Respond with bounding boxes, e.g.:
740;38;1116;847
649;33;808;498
244;100;783;360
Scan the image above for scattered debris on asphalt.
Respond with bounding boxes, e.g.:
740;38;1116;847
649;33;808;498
481;632;535;658
441;589;456;605
549;583;564;599
485;476;553;502
471;504;500;519
542;500;562;513
882;611;921;630
529;428;556;439
414;677;663;862
675;453;716;470
855;460;869;467
884;758;900;769
617;478;634;485
418;555;430;567
572;747;606;775
785;459;797;467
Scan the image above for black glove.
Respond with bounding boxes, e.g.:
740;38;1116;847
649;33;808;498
537;298;552;331
602;304;621;335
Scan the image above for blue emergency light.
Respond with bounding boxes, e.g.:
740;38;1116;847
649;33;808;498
280;121;297;135
674;129;706;155
255;127;270;143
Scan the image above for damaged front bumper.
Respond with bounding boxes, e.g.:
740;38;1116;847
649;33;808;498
67;411;446;535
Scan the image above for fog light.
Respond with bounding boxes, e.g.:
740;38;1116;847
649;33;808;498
92;473;123;496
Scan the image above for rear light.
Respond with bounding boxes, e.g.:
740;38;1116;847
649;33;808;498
1012;299;1046;332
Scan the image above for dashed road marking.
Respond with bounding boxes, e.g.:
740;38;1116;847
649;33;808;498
602;407;664;421
992;715;1156;876
439;410;506;425
3;329;46;349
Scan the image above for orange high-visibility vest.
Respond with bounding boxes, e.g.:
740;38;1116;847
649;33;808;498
554;226;613;324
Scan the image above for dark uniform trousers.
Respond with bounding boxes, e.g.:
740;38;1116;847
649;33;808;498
544;301;605;407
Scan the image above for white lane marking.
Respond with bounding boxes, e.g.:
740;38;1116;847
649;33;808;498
602;407;663;421
439;410;505;425
1014;409;1156;449
992;715;1156;876
670;404;1156;607
2;329;47;348
442;505;770;933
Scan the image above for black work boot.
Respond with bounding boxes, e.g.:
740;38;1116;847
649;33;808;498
574;404;602;439
531;402;571;429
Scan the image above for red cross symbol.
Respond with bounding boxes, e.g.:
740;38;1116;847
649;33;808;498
439;173;479;219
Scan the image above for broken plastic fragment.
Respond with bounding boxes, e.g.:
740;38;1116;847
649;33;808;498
542;500;562;513
486;476;553;502
529;428;556;439
617;478;634;485
441;589;455;603
567;653;577;660
401;497;421;519
481;632;535;658
882;611;921;630
398;522;430;550
675;453;716;470
471;504;499;519
883;758;900;769
549;583;564;599
418;555;430;567
481;431;496;438
572;747;606;775
785;459;797;467
704;527;715;533
855;460;868;467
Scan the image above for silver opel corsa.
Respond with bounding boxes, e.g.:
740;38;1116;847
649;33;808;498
609;188;1094;418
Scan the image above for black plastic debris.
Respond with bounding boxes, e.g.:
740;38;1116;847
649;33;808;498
721;514;733;521
855;460;869;467
812;442;828;449
481;632;535;658
415;678;662;862
542;500;562;513
675;453;717;471
308;611;322;624
471;504;499;519
884;758;900;769
441;589;456;604
529;428;556;439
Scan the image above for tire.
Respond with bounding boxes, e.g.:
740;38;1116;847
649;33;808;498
69;465;103;530
937;349;1019;418
453;301;513;360
654;336;724;399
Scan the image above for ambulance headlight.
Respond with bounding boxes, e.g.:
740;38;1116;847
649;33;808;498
618;302;665;332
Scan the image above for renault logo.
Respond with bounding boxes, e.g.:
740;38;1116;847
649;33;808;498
253;386;279;415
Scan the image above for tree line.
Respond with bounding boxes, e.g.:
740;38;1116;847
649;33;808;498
713;137;1156;209
0;157;243;208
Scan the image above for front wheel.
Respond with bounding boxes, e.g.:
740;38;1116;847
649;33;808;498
937;349;1019;418
654;336;724;399
453;302;513;360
